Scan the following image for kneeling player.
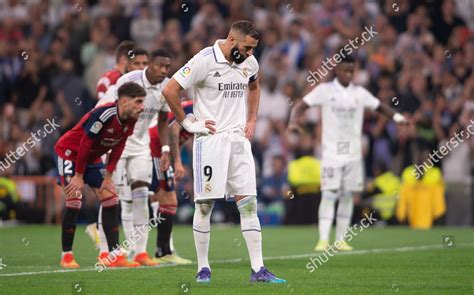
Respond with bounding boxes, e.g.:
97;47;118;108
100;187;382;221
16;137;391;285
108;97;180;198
148;100;194;264
55;82;145;268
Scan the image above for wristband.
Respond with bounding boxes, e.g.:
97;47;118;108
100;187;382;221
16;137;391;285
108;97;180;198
393;113;406;123
161;145;170;153
180;117;192;130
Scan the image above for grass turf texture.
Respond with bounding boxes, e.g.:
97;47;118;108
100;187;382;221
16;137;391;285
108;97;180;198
0;225;473;294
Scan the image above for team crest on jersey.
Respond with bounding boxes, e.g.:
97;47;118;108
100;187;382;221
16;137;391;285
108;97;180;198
242;68;249;77
204;183;213;193
90;121;103;134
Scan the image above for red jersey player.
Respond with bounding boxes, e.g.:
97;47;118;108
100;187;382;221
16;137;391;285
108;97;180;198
96;41;148;100
148;100;194;264
55;82;146;269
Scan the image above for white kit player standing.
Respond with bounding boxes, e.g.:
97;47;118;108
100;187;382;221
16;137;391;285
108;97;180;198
288;54;411;252
163;20;286;283
96;49;173;266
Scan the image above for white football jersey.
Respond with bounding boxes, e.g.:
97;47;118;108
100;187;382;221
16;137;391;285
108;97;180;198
101;68;170;157
303;78;380;166
173;39;259;133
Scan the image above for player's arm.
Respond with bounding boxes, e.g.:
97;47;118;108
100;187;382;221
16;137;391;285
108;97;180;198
245;76;260;139
162;79;187;122
287;100;310;134
65;134;95;197
169;122;185;181
162;79;216;134
101;135;128;195
376;103;410;125
157;110;170;172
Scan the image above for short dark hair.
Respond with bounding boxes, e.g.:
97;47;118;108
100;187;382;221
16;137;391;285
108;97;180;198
230;20;259;40
128;48;149;59
115;41;136;62
340;53;355;64
150;48;172;61
117;82;146;99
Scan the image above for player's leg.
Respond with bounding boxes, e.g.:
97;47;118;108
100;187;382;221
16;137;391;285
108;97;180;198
57;156;82;268
97;159;132;260
192;135;227;282
315;165;342;251
91;185;140;268
228;132;285;283
152;158;191;264
335;160;364;251
127;155;157;266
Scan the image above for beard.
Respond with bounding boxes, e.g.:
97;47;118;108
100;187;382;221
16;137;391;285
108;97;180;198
231;46;247;64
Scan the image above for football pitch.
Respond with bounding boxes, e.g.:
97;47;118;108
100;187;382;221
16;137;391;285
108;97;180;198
0;225;473;294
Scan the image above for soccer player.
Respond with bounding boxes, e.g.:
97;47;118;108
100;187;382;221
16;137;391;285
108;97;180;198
163;20;286;283
148;100;194;264
85;47;149;250
96;49;173;267
96;41;149;100
287;55;411;252
55;82;146;268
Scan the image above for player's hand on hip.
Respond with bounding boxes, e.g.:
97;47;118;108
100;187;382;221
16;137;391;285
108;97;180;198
174;161;185;182
181;117;216;135
99;175;117;196
65;175;84;198
159;153;170;172
244;119;256;139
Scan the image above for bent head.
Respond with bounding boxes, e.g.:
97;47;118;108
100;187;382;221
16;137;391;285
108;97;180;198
228;20;259;64
117;82;146;120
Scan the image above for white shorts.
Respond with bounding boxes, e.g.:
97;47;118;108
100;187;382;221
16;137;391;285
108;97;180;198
193;129;257;201
321;160;364;192
113;155;153;201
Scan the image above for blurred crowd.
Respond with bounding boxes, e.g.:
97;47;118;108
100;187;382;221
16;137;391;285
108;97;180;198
0;0;473;224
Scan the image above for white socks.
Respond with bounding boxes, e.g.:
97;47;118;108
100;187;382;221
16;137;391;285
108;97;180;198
121;200;134;244
335;191;354;242
98;206;108;253
318;190;337;241
193;201;214;271
237;196;264;273
132;187;150;254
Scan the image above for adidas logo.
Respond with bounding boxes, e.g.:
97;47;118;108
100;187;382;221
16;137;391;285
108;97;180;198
107;128;114;134
213;71;221;77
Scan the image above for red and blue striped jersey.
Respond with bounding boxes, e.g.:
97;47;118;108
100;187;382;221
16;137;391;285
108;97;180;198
55;102;136;174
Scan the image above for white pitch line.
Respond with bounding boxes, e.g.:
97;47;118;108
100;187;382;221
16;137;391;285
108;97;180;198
1;243;472;277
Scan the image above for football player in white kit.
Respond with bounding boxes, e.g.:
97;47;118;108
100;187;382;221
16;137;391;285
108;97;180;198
163;20;286;283
97;49;172;266
288;54;411;252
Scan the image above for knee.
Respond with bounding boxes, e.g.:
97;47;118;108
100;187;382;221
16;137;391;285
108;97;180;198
195;200;215;217
66;197;82;210
237;196;257;216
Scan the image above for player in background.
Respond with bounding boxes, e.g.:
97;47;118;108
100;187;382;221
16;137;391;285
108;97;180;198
96;41;136;101
163;20;286;283
96;49;173;267
85;47;149;249
55;82;146;268
148;100;194;265
287;54;412;252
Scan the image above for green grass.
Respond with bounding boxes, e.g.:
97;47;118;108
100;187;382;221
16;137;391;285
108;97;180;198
0;225;473;294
